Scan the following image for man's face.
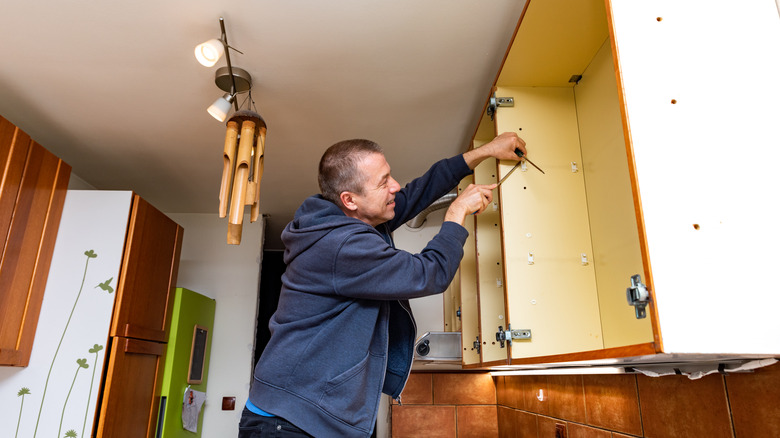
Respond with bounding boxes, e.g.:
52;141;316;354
349;152;401;227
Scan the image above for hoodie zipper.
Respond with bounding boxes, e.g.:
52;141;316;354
395;300;416;401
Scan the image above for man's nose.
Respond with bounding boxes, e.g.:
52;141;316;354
389;178;401;193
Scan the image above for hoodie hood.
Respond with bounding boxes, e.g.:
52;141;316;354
282;194;375;263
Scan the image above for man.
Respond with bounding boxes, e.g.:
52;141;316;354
240;132;527;437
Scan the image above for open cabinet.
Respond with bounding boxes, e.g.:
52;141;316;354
462;0;780;368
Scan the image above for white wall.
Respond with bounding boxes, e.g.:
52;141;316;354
67;172;96;189
392;208;448;335
166;213;263;438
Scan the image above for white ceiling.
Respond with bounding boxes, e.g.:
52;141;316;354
0;1;527;249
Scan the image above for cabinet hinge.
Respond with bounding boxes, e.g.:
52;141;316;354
472;336;481;354
487;94;514;121
496;324;532;348
626;274;651;319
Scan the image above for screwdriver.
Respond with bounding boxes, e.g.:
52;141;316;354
514;148;545;175
495;148;545;189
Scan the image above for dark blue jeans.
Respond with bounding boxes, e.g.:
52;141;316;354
238;407;313;438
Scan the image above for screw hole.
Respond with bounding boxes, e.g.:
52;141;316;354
671;99;677;104
657;17;663;21
693;224;700;230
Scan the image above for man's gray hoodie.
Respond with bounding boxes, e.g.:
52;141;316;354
247;155;472;437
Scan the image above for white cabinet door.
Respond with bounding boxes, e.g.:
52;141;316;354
610;0;780;354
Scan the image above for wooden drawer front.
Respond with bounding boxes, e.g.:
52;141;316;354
0;116;71;366
96;337;164;438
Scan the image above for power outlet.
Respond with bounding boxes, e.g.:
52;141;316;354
555;423;566;438
222;396;236;410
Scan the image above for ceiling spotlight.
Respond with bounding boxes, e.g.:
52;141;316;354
195;39;225;67
196;17;252;122
207;93;236;122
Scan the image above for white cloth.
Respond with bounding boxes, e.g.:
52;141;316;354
632;358;778;380
182;388;207;432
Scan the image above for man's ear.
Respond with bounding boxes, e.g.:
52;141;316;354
340;191;358;211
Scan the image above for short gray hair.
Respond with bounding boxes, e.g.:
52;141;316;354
318;139;383;207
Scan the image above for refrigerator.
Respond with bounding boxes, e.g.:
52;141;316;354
155;287;216;438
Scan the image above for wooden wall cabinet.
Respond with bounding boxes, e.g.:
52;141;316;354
0;115;71;367
461;0;780;368
96;194;184;438
0;115;183;435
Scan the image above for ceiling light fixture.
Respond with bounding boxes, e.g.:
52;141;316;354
194;39;225;67
196;17;267;244
195;17;253;122
207;93;235;122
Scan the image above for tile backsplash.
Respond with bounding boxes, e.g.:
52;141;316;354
392;361;780;437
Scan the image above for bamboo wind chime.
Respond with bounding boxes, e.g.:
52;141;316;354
219;109;266;244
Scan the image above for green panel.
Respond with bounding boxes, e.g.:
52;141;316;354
158;288;216;438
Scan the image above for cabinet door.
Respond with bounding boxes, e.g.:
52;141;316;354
609;0;780;354
0;116;70;366
473;146;509;366
110;195;184;342
458;175;481;366
96;337;165;438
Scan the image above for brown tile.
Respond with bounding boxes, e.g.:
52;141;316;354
548;375;586;423
568;423;611;438
727;362;780;438
497;406;520;438
497;376;525;410
582;374;641;436
457;405;498;438
523;375;551;416
538;415;567;437
497;407;537;438
398;373;433;404
392;405;456;438
637;373;732;438
434;372;496;405
611;433;639;438
496;376;508;405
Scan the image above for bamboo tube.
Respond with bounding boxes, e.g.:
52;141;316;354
250;127;266;222
227;120;256;244
250;156;264;222
219;121;239;218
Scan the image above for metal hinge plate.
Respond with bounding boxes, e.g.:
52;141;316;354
487;94;515;120
496;325;532;347
626;274;650;319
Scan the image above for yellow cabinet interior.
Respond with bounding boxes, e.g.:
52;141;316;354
462;0;780;367
463;0;654;367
